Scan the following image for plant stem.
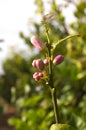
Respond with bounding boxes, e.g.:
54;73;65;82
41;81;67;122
51;87;60;123
57;34;80;44
45;25;60;123
45;25;50;44
53;34;80;49
48;48;60;123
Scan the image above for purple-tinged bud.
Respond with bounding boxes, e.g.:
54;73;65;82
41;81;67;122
33;72;43;81
31;36;44;50
53;55;64;65
32;60;37;68
38;72;43;77
33;72;39;81
32;59;45;70
36;59;45;70
43;59;48;65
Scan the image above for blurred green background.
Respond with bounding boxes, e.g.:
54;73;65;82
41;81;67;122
0;0;86;130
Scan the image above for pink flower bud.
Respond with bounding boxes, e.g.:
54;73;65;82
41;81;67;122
32;60;37;68
33;72;43;81
43;59;48;65
53;55;64;64
36;59;44;70
33;72;38;78
33;72;39;81
32;59;45;70
38;72;43;77
31;36;44;50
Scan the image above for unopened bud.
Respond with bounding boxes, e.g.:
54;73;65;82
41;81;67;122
53;55;64;65
32;59;45;70
32;60;37;68
38;72;43;77
33;72;39;81
31;36;44;50
43;59;49;65
33;72;43;81
36;59;45;70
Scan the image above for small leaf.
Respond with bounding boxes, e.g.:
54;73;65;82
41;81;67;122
50;124;77;130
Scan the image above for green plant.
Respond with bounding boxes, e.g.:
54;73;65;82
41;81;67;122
30;16;79;129
1;0;85;130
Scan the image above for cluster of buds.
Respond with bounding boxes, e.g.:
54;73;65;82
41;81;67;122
32;59;48;81
33;72;43;81
31;36;64;81
32;59;48;70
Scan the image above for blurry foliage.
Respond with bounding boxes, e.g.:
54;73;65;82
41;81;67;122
0;0;86;130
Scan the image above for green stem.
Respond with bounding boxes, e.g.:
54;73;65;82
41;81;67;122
48;51;60;123
44;23;50;44
48;46;53;87
45;25;60;123
51;87;60;123
53;34;80;49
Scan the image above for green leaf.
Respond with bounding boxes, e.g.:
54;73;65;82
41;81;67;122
50;124;77;130
23;94;43;107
